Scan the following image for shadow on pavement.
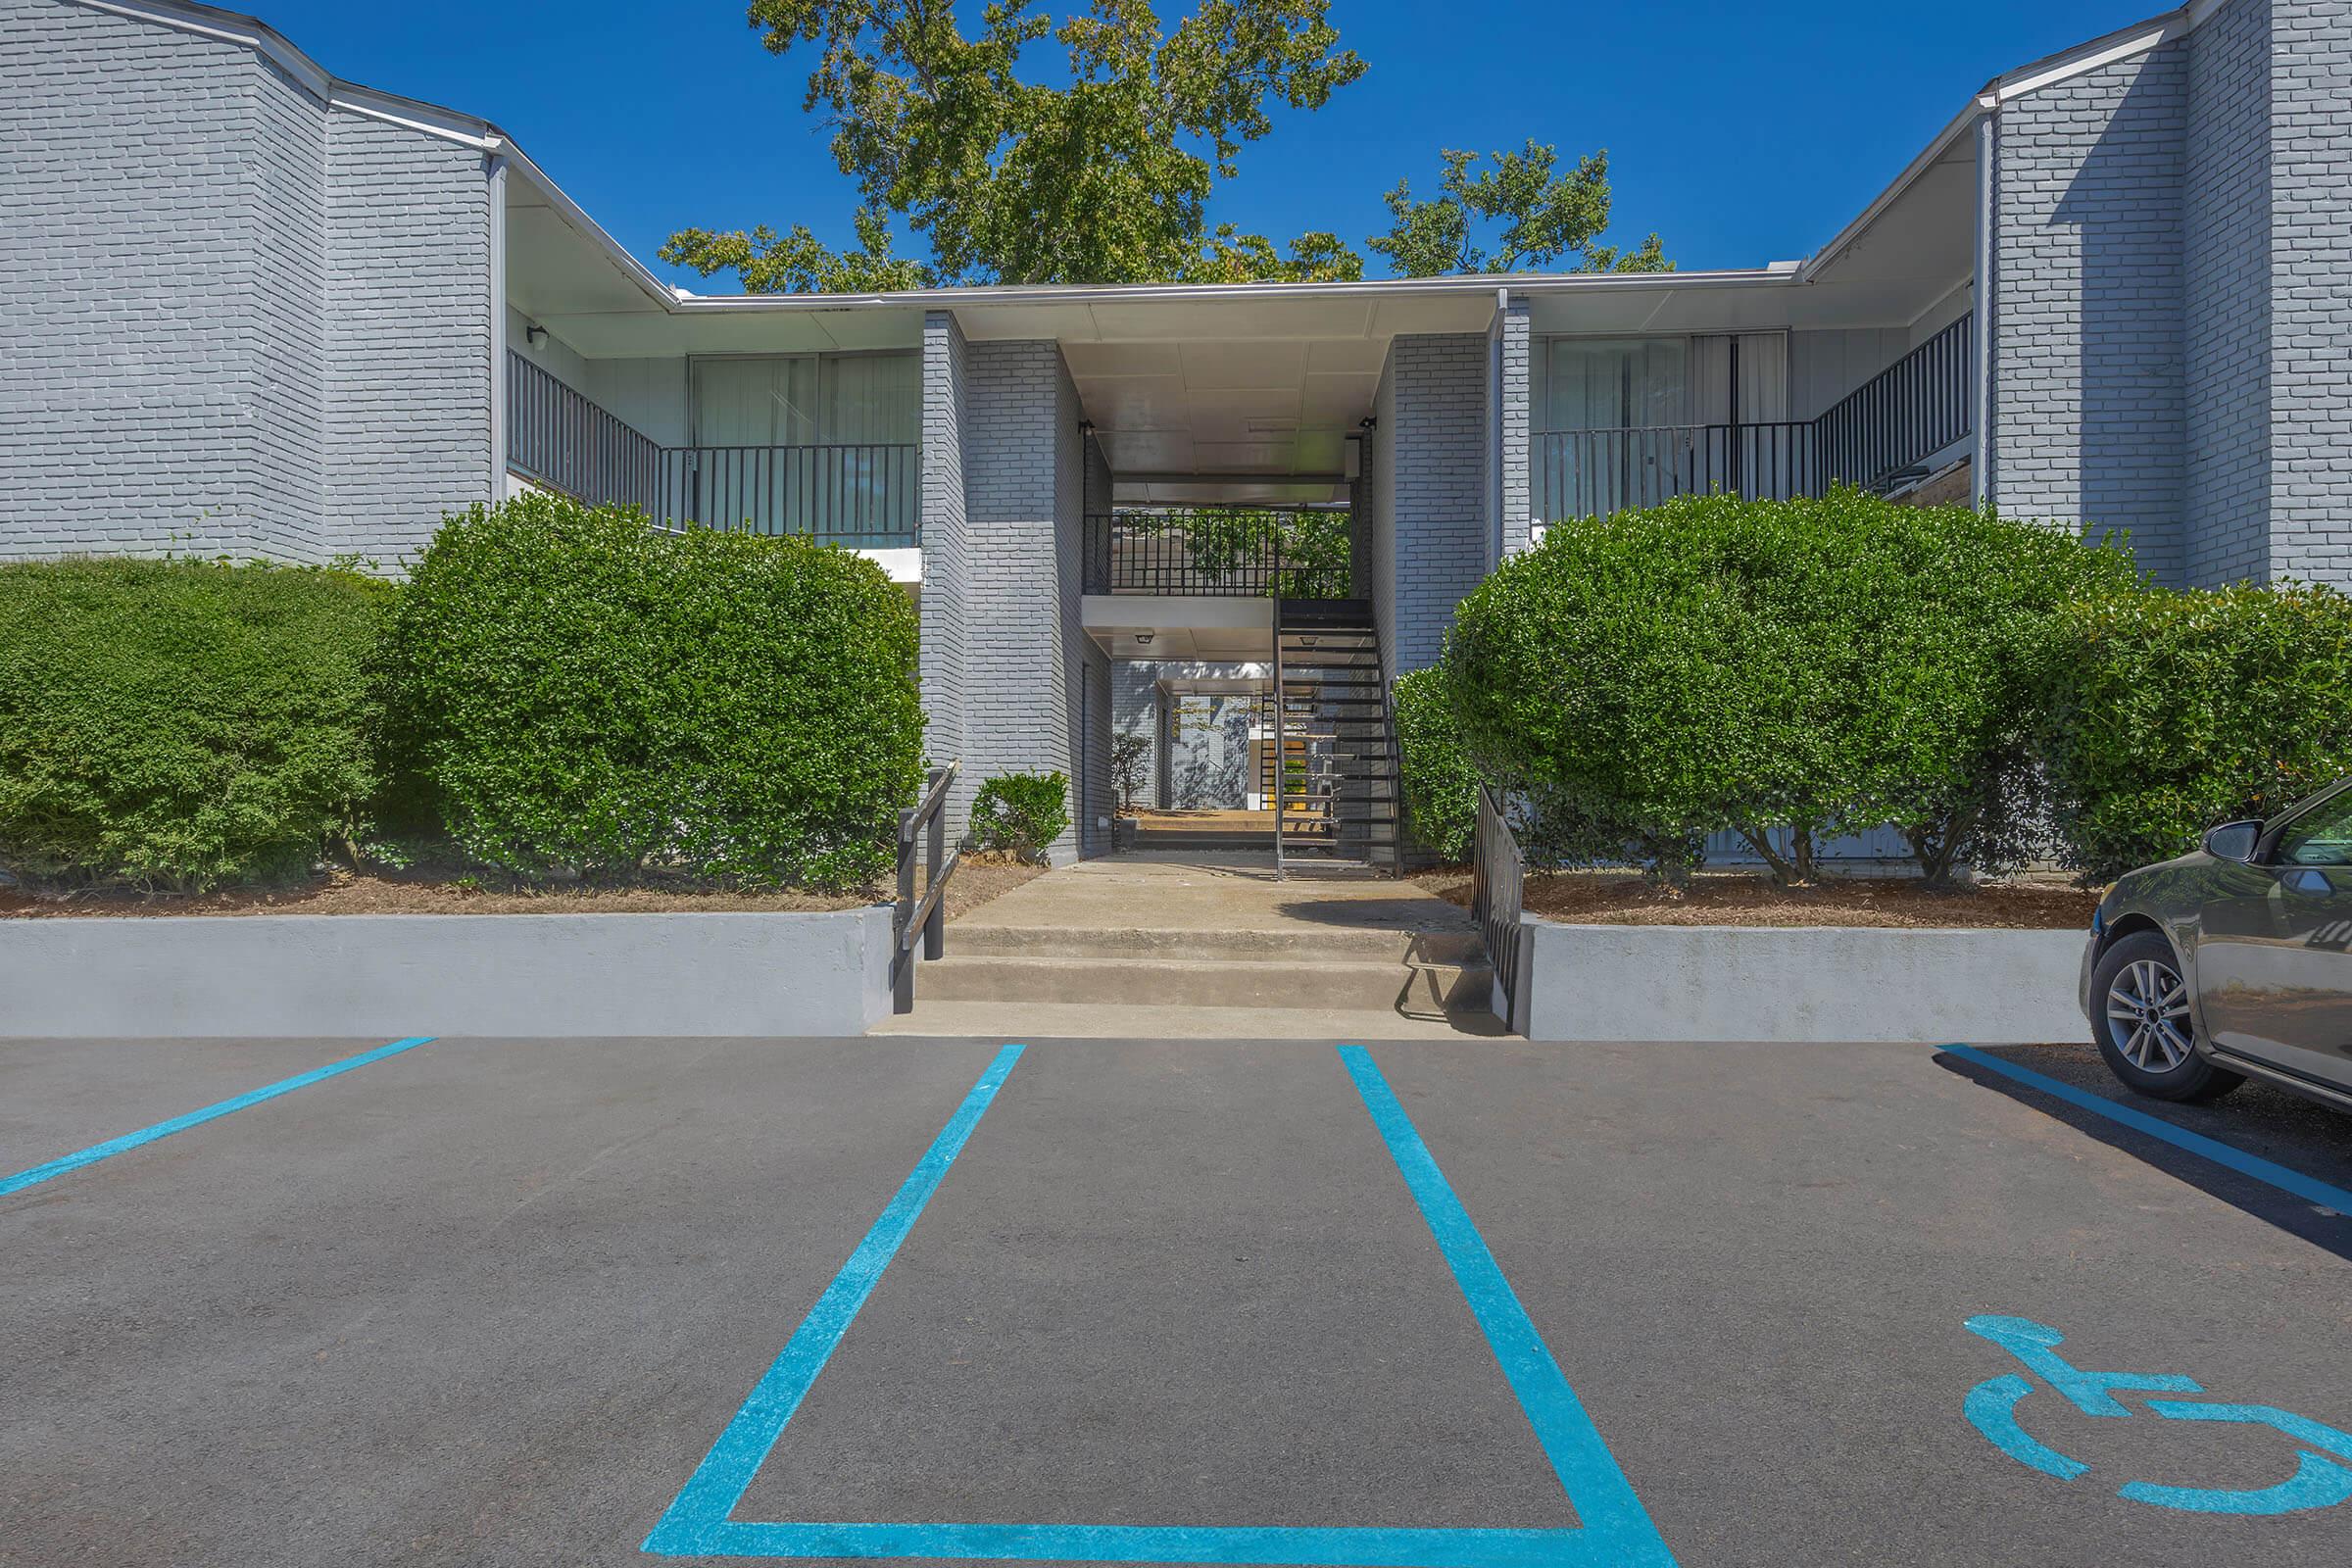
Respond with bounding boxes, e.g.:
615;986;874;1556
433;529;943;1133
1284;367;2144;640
1935;1044;2352;1265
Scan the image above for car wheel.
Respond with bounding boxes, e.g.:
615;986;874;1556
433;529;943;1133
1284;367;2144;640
2089;930;2243;1102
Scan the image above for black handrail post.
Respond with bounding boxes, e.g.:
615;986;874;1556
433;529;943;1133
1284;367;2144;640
923;773;947;961
894;804;919;1014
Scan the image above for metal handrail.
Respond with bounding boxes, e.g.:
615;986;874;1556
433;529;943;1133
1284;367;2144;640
1471;783;1527;1031
893;761;960;1013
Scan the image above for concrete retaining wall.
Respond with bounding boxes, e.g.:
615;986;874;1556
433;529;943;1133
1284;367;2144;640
0;908;896;1038
1520;920;2086;1045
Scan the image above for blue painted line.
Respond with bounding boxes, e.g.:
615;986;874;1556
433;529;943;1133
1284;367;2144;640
1940;1044;2352;1219
1337;1046;1676;1567
0;1036;438;1199
646;1042;1027;1554
646;1042;1675;1567
1964;1374;2088;1481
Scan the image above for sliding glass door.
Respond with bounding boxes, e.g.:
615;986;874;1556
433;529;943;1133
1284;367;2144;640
683;352;918;540
1535;333;1792;519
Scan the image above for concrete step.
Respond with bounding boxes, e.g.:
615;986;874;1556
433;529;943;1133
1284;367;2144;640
952;923;1486;962
917;954;1494;1010
870;1001;1511;1040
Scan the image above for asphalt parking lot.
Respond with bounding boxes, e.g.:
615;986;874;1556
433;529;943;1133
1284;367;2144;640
3;1033;2349;1567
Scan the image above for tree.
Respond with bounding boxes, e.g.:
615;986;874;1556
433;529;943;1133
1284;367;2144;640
665;0;1367;290
1368;142;1670;277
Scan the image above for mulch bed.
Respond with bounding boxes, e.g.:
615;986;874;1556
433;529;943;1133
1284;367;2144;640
0;857;1044;923
1415;868;2100;930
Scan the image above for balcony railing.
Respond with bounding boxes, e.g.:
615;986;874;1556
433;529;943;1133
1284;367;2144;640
507;350;663;515
1083;509;1352;597
505;351;917;547
1534;312;1975;520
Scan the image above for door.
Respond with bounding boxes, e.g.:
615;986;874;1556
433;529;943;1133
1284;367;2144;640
2193;786;2352;1092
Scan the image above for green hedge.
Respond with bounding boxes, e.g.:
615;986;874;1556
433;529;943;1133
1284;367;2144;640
1394;666;1478;861
969;771;1069;862
0;557;392;891
2040;581;2352;882
380;493;923;889
1444;491;2139;884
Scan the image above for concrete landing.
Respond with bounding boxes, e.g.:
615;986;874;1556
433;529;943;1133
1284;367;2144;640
877;856;1508;1039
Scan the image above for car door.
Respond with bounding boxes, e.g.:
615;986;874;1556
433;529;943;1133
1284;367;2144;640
2191;786;2352;1093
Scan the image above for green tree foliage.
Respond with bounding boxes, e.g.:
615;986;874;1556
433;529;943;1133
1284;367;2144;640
666;0;1366;289
1393;665;1478;861
2039;581;2352;882
969;771;1071;860
0;557;392;892
1135;507;1350;597
380;493;923;890
1443;493;2138;886
1368;143;1670;277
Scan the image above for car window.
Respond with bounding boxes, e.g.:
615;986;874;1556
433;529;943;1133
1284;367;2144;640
2274;790;2352;867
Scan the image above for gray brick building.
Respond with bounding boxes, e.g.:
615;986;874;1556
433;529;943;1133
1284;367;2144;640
3;0;2348;863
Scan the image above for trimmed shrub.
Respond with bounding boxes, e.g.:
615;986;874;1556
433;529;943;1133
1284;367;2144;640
969;771;1069;861
2040;581;2352;882
1446;491;2139;883
1394;665;1478;861
379;492;923;889
0;557;392;891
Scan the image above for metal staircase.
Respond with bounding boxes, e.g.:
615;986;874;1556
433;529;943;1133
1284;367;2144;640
1266;598;1404;875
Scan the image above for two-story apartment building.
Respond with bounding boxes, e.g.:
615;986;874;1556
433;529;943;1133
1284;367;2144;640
3;0;2347;863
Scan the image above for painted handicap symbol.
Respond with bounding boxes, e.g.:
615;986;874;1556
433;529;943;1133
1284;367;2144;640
1964;1314;2352;1516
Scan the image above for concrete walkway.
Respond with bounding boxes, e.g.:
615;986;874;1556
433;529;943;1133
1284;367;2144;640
874;854;1508;1039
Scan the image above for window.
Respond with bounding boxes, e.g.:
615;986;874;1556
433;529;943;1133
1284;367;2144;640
689;352;918;448
2276;791;2352;868
682;352;919;540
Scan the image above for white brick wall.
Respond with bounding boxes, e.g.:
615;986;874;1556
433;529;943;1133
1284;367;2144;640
919;311;971;822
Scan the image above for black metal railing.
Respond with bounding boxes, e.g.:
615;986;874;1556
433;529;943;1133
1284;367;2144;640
507;350;663;515
1535;421;1821;518
1816;312;1973;491
1532;313;1975;520
659;443;916;546
1082;509;1352;597
506;351;916;547
893;760;960;1014
1471;783;1526;1031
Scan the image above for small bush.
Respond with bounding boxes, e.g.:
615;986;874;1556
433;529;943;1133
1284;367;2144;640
2040;581;2352;881
379;493;923;889
969;771;1069;861
0;556;392;891
1394;666;1478;861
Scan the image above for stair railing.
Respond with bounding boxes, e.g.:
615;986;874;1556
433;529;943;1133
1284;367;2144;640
892;760;960;1013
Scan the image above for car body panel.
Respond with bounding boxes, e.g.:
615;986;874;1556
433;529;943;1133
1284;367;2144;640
2082;780;2352;1112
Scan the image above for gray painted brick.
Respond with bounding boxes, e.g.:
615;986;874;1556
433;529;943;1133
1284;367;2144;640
0;0;492;569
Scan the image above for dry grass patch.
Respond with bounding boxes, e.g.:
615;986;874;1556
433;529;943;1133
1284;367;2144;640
1414;868;2099;930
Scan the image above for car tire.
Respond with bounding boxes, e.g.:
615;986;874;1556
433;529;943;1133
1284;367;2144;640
2089;930;2244;1102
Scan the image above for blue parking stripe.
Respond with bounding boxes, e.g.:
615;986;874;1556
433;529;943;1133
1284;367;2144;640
0;1036;438;1199
1338;1046;1677;1566
648;1042;1676;1567
646;1042;1028;1551
1942;1044;2352;1218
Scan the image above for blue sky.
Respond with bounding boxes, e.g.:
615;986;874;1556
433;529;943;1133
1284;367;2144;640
260;0;2144;284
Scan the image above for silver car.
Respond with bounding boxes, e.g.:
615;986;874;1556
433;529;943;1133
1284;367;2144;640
2081;778;2352;1111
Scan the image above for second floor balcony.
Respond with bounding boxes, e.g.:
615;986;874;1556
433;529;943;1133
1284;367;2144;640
506;351;917;548
1534;313;1974;521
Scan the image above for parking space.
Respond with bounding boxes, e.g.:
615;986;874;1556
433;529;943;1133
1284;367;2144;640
2;1034;2348;1567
